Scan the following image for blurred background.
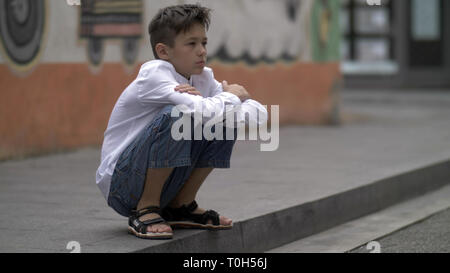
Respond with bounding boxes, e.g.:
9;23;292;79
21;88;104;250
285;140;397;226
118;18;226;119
341;0;450;88
1;0;450;254
0;0;448;160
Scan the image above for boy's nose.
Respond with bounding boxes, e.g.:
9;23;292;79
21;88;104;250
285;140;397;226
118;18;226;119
198;45;207;56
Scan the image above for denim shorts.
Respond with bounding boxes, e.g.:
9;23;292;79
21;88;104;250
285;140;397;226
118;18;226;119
107;105;237;217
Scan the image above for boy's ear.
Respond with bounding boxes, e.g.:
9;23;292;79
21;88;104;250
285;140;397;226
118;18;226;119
155;43;170;60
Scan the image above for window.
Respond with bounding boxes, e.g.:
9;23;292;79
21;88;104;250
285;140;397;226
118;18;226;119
341;0;394;63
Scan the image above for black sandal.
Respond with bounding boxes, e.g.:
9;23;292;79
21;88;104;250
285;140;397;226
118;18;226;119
128;206;173;239
162;201;232;230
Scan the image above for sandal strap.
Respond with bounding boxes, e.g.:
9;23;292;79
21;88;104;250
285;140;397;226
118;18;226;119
185;200;198;213
128;206;166;234
164;201;220;226
131;217;167;235
162;201;198;219
129;206;168;235
141;217;165;226
135;205;161;218
201;210;220;225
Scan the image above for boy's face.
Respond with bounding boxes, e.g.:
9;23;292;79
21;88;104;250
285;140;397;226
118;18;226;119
164;23;208;79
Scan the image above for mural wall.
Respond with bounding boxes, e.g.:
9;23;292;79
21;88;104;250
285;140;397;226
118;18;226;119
206;0;312;64
0;0;341;160
79;0;143;66
0;0;47;72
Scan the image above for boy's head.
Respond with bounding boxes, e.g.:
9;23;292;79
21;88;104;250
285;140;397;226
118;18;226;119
149;4;211;79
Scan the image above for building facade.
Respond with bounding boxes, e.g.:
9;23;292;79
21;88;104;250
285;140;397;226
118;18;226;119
341;0;450;88
0;0;341;160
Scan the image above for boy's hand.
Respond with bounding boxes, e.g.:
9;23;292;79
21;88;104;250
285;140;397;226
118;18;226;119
174;84;202;96
222;81;251;102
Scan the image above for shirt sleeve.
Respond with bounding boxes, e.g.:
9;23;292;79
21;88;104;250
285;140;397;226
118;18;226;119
209;76;268;126
136;65;242;124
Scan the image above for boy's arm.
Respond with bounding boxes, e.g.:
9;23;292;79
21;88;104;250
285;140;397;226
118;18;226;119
210;78;268;126
136;67;242;123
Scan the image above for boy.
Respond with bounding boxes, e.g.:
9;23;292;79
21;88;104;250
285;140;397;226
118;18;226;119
96;4;267;239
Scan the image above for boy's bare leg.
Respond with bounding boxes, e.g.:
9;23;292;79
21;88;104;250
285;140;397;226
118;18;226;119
169;168;232;226
136;168;174;234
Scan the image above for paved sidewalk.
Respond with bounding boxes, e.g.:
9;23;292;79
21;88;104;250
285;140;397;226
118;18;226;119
267;183;450;253
1;89;450;253
350;206;450;253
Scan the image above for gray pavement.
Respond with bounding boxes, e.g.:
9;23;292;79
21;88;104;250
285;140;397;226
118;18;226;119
1;89;450;252
267;183;450;253
350;207;450;253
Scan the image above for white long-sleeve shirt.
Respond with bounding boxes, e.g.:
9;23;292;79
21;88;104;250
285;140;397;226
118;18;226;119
96;60;268;200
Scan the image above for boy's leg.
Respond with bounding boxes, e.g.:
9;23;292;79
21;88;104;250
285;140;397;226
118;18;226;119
136;168;174;234
132;105;196;234
163;124;237;226
168;167;213;207
114;108;235;230
168;167;232;226
109;105;192;235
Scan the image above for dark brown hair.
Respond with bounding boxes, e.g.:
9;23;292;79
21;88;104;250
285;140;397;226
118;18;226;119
148;4;211;59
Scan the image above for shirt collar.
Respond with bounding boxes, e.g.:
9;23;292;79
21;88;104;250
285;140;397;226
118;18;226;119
160;60;193;85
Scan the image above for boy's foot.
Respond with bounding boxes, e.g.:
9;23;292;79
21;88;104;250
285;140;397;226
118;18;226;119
163;200;233;230
191;207;233;226
139;212;173;234
128;206;173;239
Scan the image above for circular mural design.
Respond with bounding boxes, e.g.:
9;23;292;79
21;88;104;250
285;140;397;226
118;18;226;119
0;0;46;67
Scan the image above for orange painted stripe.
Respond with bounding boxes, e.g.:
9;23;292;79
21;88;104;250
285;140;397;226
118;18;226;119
210;61;341;124
0;63;139;160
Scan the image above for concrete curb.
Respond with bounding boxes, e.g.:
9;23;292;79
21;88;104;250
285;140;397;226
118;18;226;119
134;159;450;253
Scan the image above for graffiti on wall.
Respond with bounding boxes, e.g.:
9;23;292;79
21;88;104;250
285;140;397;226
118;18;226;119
0;0;47;72
79;0;143;66
205;0;314;64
